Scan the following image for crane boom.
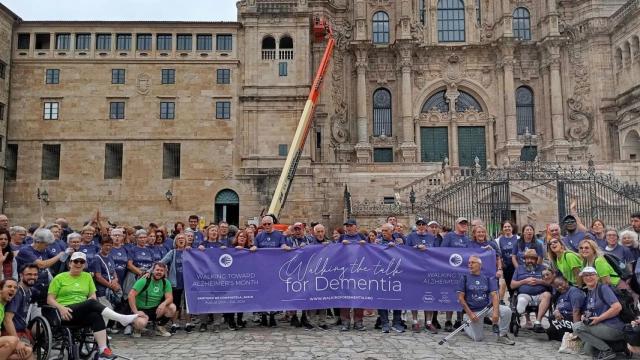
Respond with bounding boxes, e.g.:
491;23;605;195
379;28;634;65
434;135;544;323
267;19;335;220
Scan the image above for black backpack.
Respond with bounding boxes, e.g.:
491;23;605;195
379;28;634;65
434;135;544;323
602;253;632;280
596;284;639;323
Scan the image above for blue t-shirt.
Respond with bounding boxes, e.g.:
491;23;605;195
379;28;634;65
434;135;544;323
511;240;544;266
162;238;174;252
339;232;366;244
469;240;499;253
174;250;184;289
457;274;497;311
109;246;129;284
583;284;625;331
405;232;438;248
79;243;99;265
188;229;204;244
556;286;585;320
16;246;50;284
91;253;117;297
497;235;518;268
128;246;154;272
441;232;470;248
604;245;634;265
5;285;31;331
46;240;67;259
199;239;229;249
217;236;233;247
513;264;548;295
563;231;593;252
255;231;286;249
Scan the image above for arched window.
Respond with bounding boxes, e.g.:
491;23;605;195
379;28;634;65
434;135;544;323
279;35;293;49
513;7;531;41
516;86;535;135
456;90;483;112
437;0;465;42
372;11;390;44
422;90;449;113
215;189;240;225
261;36;275;49
615;47;623;71
373;88;392;136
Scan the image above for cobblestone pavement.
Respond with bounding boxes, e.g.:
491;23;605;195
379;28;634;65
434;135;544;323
108;316;594;360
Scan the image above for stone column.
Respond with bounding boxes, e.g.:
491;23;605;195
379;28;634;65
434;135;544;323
398;44;417;162
547;44;570;159
487;116;496;167
354;46;372;162
446;91;459;167
502;45;518;146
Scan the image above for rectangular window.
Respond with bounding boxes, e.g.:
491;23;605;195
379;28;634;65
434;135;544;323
216;69;230;84
136;34;152;50
215;101;231;119
45;69;59;84
157;34;172;51
104;143;123;179
420;127;449;162
278;62;288;76
196;34;212;51
17;33;30;49
43;102;59;120
41;144;61;180
383;196;395;204
278;144;288;157
176;34;192;51
0;103;5;120
162;143;180;179
160;102;175;119
373;148;394;163
111;69;125;84
5;144;17;181
55;33;70;50
216;34;232;51
96;33;111;51
109;102;125;119
35;34;50;50
161;69;175;84
75;33;91;50
116;34;132;51
0;62;5;79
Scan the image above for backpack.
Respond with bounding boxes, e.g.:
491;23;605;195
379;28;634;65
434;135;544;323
602;253;632;280
596;284;639;323
138;277;168;305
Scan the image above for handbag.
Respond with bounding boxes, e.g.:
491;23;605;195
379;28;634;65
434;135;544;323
98;255;123;305
558;332;583;354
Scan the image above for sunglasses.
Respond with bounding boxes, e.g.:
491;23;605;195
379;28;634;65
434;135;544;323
72;259;86;264
578;246;591;250
549;240;560;245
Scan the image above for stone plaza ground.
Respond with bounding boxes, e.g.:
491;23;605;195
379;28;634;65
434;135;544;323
108;317;592;360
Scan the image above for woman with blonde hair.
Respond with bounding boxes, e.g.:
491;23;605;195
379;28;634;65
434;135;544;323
577;239;620;288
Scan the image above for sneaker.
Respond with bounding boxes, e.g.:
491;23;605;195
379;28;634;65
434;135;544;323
483;317;493;325
184;324;195;334
497;334;515;345
156;325;172;337
301;319;314;331
411;323;420;333
453;320;462;329
374;317;382;330
444;321;453;332
290;315;301;327
340;324;350;332
434;318;441;329
199;323;207;332
392;324;405;333
382;324;390;333
228;322;238;331
123;324;132;335
424;323;438;334
319;324;329;331
354;323;366;331
595;350;617;360
98;348;117;360
532;323;545;333
238;320;247;329
170;324;179;334
132;329;141;338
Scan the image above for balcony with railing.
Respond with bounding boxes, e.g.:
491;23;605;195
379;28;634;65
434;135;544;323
262;49;276;60
279;49;294;60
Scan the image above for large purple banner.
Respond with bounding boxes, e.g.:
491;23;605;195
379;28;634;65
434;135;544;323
183;244;496;314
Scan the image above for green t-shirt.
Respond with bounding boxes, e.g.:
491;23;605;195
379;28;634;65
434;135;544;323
132;277;171;310
555;251;582;285
0;302;5;326
48;272;96;306
590;257;620;286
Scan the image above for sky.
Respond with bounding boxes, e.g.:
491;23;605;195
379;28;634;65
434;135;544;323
2;0;239;21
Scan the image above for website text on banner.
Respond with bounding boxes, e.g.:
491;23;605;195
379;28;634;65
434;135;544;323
183;244;497;314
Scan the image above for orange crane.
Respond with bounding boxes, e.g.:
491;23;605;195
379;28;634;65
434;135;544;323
267;18;335;222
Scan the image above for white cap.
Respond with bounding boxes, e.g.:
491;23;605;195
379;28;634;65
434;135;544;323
579;266;597;276
70;252;87;261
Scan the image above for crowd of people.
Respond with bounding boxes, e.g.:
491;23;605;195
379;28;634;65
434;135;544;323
0;209;640;359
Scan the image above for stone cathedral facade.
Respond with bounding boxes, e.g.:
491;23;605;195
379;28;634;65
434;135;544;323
0;0;638;230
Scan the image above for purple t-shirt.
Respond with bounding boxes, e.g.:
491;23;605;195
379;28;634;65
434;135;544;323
255;231;286;249
556;286;585;320
109;246;129;283
498;235;518;268
16;246;50;284
441;232;470;248
456;274;497;311
405;232;438;248
513;264;548;295
339;232;366;244
127;246;154;272
583;284;625;331
511;240;544;266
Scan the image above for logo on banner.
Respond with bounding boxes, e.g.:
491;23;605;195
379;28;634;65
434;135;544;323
449;254;463;267
219;254;233;268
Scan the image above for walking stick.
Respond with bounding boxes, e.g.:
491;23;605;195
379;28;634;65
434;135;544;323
438;305;493;345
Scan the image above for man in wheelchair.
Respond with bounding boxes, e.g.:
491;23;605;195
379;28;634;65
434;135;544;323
510;249;552;333
47;252;140;360
0;278;32;359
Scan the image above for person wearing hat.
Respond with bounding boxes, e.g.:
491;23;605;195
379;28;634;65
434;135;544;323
562;214;594;252
510;249;552;333
339;219;366;244
48;252;140;359
572;266;625;360
339;219;367;331
441;217;471;332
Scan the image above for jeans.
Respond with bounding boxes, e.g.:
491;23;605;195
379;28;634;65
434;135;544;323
378;309;402;327
573;322;625;353
463;304;511;341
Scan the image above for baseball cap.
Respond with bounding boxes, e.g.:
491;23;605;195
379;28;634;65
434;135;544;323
455;217;469;225
70;252;87;262
579;266;597;276
344;219;357;226
562;214;577;222
416;217;427;225
427;220;439;226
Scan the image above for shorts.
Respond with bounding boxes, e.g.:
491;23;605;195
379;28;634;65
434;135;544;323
141;307;159;322
517;293;543;306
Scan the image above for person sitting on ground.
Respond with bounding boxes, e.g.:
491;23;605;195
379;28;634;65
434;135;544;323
456;255;515;345
0;278;33;360
47;252;140;360
573;266;625;360
510;249;552;333
128;262;176;338
547;274;584;341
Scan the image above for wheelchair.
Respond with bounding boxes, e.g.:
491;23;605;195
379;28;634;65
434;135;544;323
508;290;551;337
28;305;100;360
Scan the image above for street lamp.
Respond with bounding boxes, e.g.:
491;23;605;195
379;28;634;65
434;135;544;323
409;186;416;213
165;189;173;203
37;188;49;205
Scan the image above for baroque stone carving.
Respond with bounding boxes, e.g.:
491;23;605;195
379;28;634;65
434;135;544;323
136;73;151;95
330;52;349;145
410;21;424;43
441;53;466;86
370;54;396;85
565;33;594;144
566;98;594;144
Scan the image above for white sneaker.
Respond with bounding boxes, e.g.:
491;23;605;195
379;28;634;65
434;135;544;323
132;329;141;338
155;325;171;337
